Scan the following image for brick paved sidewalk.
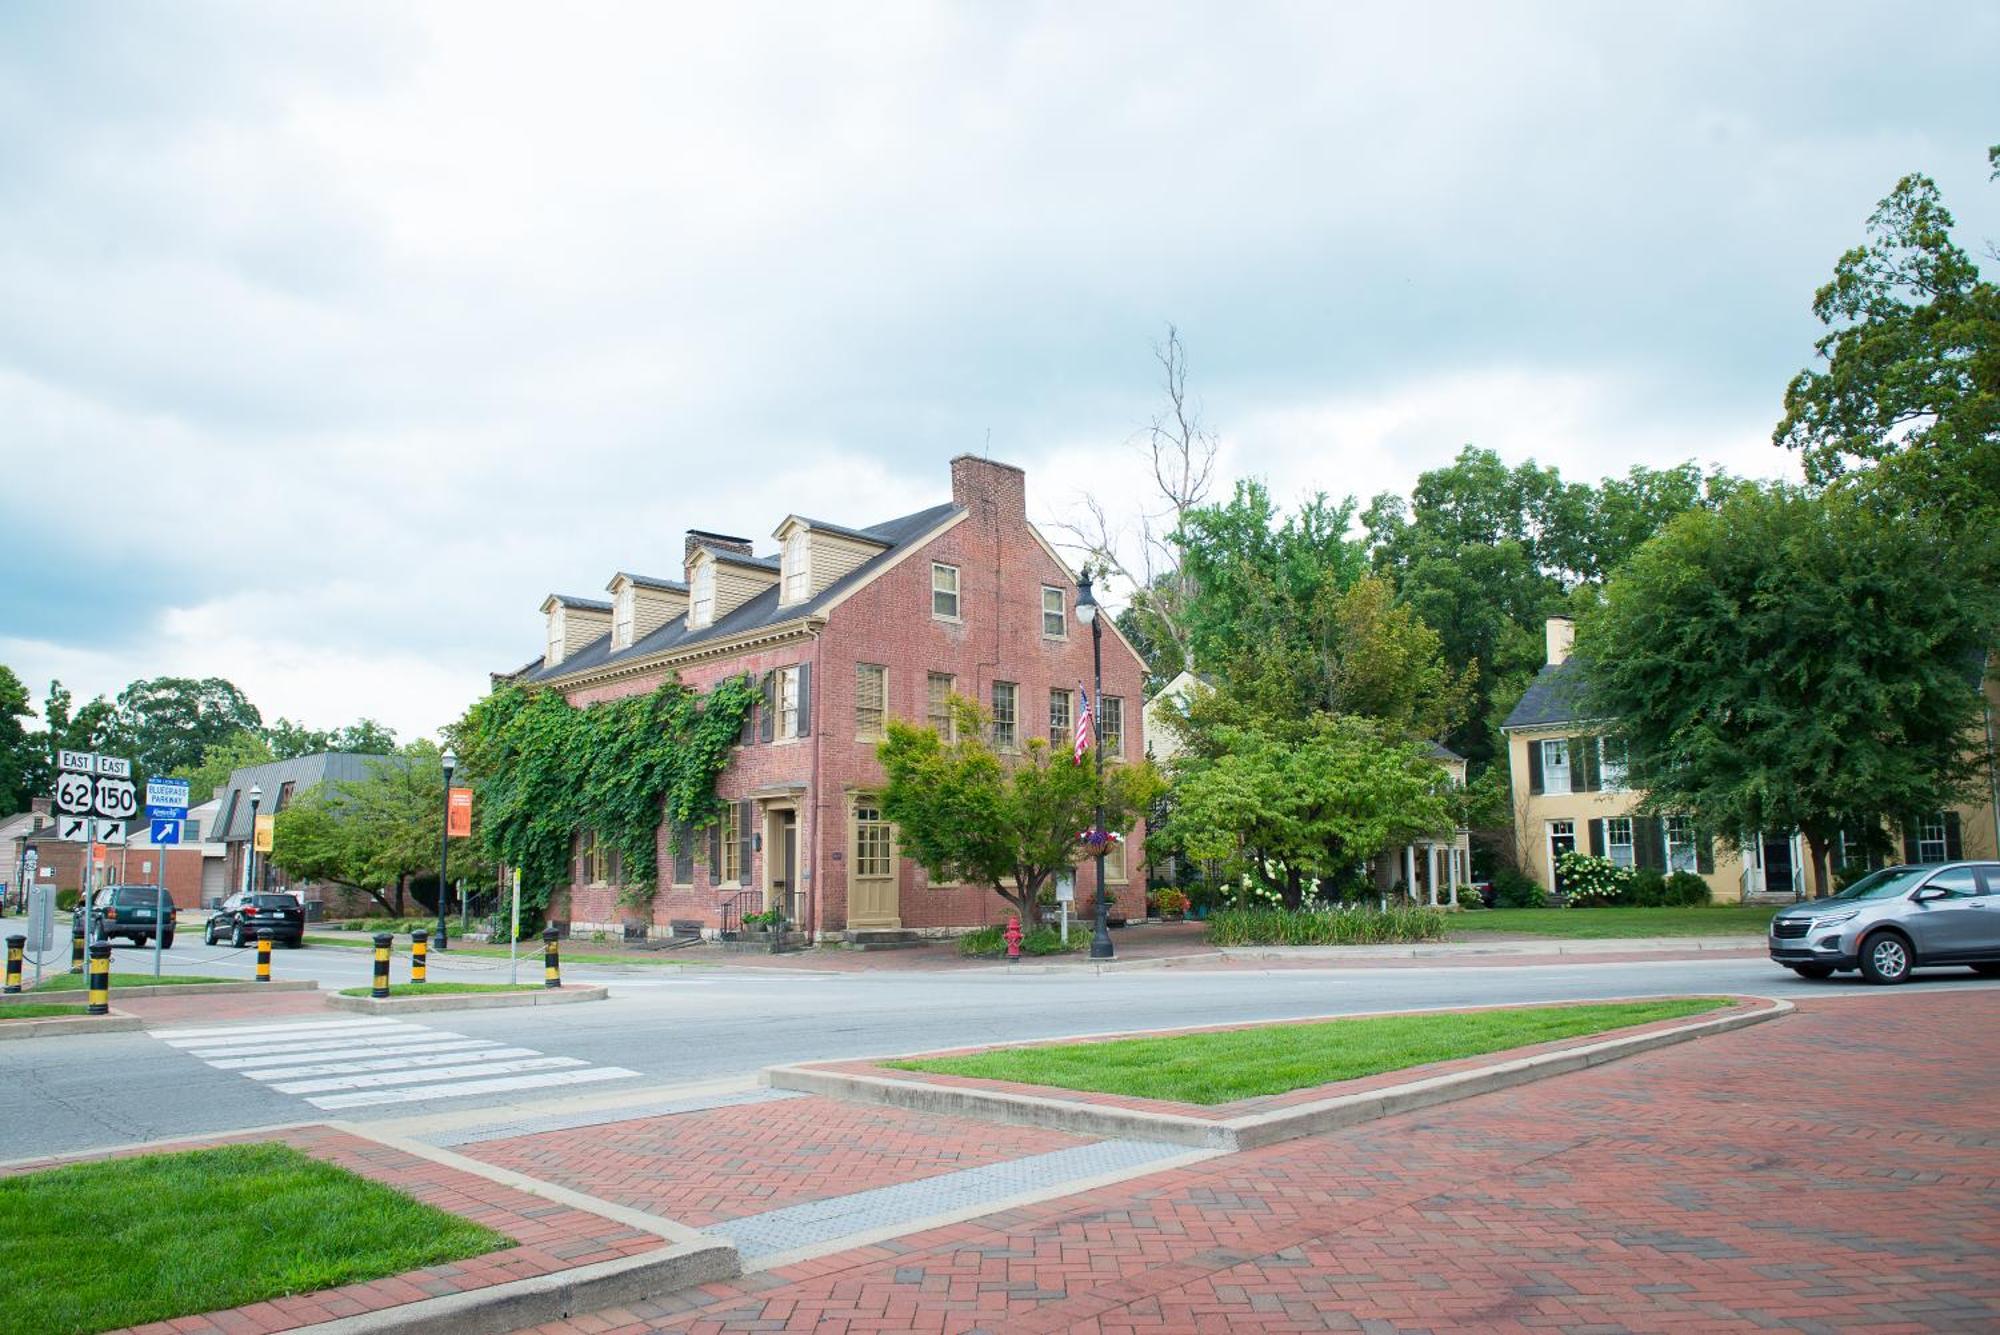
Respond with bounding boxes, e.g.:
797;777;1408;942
512;988;2000;1334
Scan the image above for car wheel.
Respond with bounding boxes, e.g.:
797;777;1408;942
1972;963;2000;977
285;936;303;949
1790;964;1835;980
204;923;219;946
231;923;248;948
1858;931;1913;985
161;932;175;950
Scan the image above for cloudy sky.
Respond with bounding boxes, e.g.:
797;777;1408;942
2;1;1995;743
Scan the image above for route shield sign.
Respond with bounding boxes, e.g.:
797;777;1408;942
55;770;95;816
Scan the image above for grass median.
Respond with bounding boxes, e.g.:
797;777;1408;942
30;972;231;992
1450;906;1778;938
0;1003;88;1020
304;934;715;968
890;998;1727;1104
0;1142;508;1334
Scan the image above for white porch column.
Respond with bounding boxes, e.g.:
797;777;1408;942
1447;843;1460;908
1403;844;1416;904
1426;843;1439;907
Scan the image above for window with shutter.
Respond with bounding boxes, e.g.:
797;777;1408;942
1606;817;1634;868
1599;736;1629;791
855;664;887;738
717;803;741;884
1917;813;1948;862
1540;739;1571;795
672;824;694;885
927;672;955;739
1664;816;1699;873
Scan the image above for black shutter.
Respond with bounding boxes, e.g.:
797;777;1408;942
708;822;721;879
673;824;694;885
1696;831;1714;874
1633;817;1664;872
740;674;757;745
1903;822;1919;863
1527;739;1544;795
796;663;812;738
1575;738;1599;793
1945;812;1963;861
1588;819;1604;856
760;673;775;743
737;799;755;884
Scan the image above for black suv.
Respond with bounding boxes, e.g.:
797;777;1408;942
91;884;178;948
205;892;306;948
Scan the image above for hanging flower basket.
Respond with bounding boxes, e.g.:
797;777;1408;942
1076;828;1123;853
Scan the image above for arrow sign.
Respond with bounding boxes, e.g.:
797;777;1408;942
151;818;182;846
57;815;90;842
98;823;127;846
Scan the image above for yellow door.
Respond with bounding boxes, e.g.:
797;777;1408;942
848;797;900;929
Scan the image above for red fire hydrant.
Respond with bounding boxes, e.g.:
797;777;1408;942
1005;915;1023;960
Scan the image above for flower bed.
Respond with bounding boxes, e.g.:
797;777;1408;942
1205;905;1449;946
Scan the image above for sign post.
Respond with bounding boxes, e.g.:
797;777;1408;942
146;779;189;981
509;867;522;985
1055;872;1076;944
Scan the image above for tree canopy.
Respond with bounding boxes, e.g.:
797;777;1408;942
877;699;1160;927
270;740;479;916
1576;479;2000;899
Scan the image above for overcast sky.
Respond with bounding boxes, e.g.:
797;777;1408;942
2;1;1995;744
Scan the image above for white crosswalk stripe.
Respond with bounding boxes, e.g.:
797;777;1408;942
154;1016;637;1109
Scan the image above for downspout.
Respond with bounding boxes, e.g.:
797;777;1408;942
808;623;824;945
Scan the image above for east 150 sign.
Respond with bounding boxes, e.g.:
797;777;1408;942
55;750;138;828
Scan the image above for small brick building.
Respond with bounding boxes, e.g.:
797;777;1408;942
503;455;1150;941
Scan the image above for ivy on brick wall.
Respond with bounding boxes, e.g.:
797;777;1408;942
451;675;756;912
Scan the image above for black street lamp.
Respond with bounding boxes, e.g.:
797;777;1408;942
1075;567;1114;960
246;784;263;902
436;748;455;952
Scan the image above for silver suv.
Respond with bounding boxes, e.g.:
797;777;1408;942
1769;862;2000;984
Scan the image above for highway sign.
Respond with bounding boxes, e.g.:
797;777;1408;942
55;770;95;815
146;778;190;815
57;815;90;842
94;755;131;779
58;750;93;774
93;774;137;821
97;823;127;847
150;818;182;845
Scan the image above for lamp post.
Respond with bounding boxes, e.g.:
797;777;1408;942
245;784;263;901
1075;567;1114;960
436;748;455;952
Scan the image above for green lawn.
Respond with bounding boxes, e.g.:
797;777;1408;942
0;1143;509;1335
0;1003;88;1020
304;934;714;969
891;999;1727;1104
336;982;547;998
30;972;231;992
1449;905;1779;938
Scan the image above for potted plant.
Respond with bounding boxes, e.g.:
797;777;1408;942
1151;887;1189;920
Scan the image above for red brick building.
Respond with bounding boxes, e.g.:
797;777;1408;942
503;456;1149;941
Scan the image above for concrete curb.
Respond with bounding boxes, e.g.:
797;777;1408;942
325;984;608;1014
5;979;320;1002
286;1237;740;1335
0;1010;143;1040
1218;935;1767;960
766;996;1791;1152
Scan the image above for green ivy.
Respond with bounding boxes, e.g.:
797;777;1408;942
454;676;756;912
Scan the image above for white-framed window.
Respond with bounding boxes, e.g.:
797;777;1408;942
717;804;741;885
781;530;810;604
854;799;893;879
992;681;1017;749
1664;816;1699;873
690;560;716;628
1917;814;1948;862
612;586;634;649
777;667;802;740
546;606;565;665
1048;688;1072;747
1041;586;1066;638
932;563;960;619
926;672;955;739
1100;696;1124;758
1605;816;1635;868
1541;738;1571;795
855;663;887;738
1599;736;1628;792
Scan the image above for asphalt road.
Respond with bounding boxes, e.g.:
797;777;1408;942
4;919;1996;1161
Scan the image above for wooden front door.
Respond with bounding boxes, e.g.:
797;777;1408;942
848;795;901;930
765;808;802;926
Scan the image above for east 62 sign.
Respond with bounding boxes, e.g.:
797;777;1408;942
55;750;138;822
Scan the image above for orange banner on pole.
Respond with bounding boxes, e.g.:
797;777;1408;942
448;786;473;838
254;813;275;852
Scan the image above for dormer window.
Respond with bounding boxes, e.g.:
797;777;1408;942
781;529;809;604
612;585;635;649
545;605;566;666
690;559;716;628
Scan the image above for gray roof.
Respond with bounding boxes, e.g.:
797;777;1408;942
698;544;781;571
210;752;412;842
613;572;687;592
514;501;962;686
1423;740;1466;762
549;594;612;612
792;516;893;547
1501;659;1593;730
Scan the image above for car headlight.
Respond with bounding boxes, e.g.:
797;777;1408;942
1812;910;1860;928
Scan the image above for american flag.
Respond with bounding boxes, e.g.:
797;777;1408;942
1073;683;1092;764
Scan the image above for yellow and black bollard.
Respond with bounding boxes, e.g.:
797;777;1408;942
87;942;111;1015
542;926;561;989
256;928;273;982
371;931;392;999
4;934;23;994
71;924;86;974
411;929;428;984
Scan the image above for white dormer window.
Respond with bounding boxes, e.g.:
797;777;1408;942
612;585;635;649
781;529;809;604
690;559;716;628
546;605;565;666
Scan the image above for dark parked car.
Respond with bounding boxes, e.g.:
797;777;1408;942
90;884;178;948
205;892;305;948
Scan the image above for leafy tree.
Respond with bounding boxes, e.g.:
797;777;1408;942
112;676;262;778
0;665;37;813
877;699;1161;928
1775;153;1999;529
264;716;398;759
186;731;275;803
1577;480;2000;900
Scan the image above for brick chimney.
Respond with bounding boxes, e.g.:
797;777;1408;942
30;796;52;816
1545;615;1575;667
950;454;1026;526
685;530;754;563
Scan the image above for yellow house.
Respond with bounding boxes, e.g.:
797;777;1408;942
1502;617;2000;902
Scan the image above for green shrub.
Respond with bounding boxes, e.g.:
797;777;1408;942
56;889;80;911
1556;851;1631;907
1663;870;1712;906
340;917;436;935
1204;906;1448;947
1627;868;1668;907
957;924;1090;957
1491;868;1544;909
